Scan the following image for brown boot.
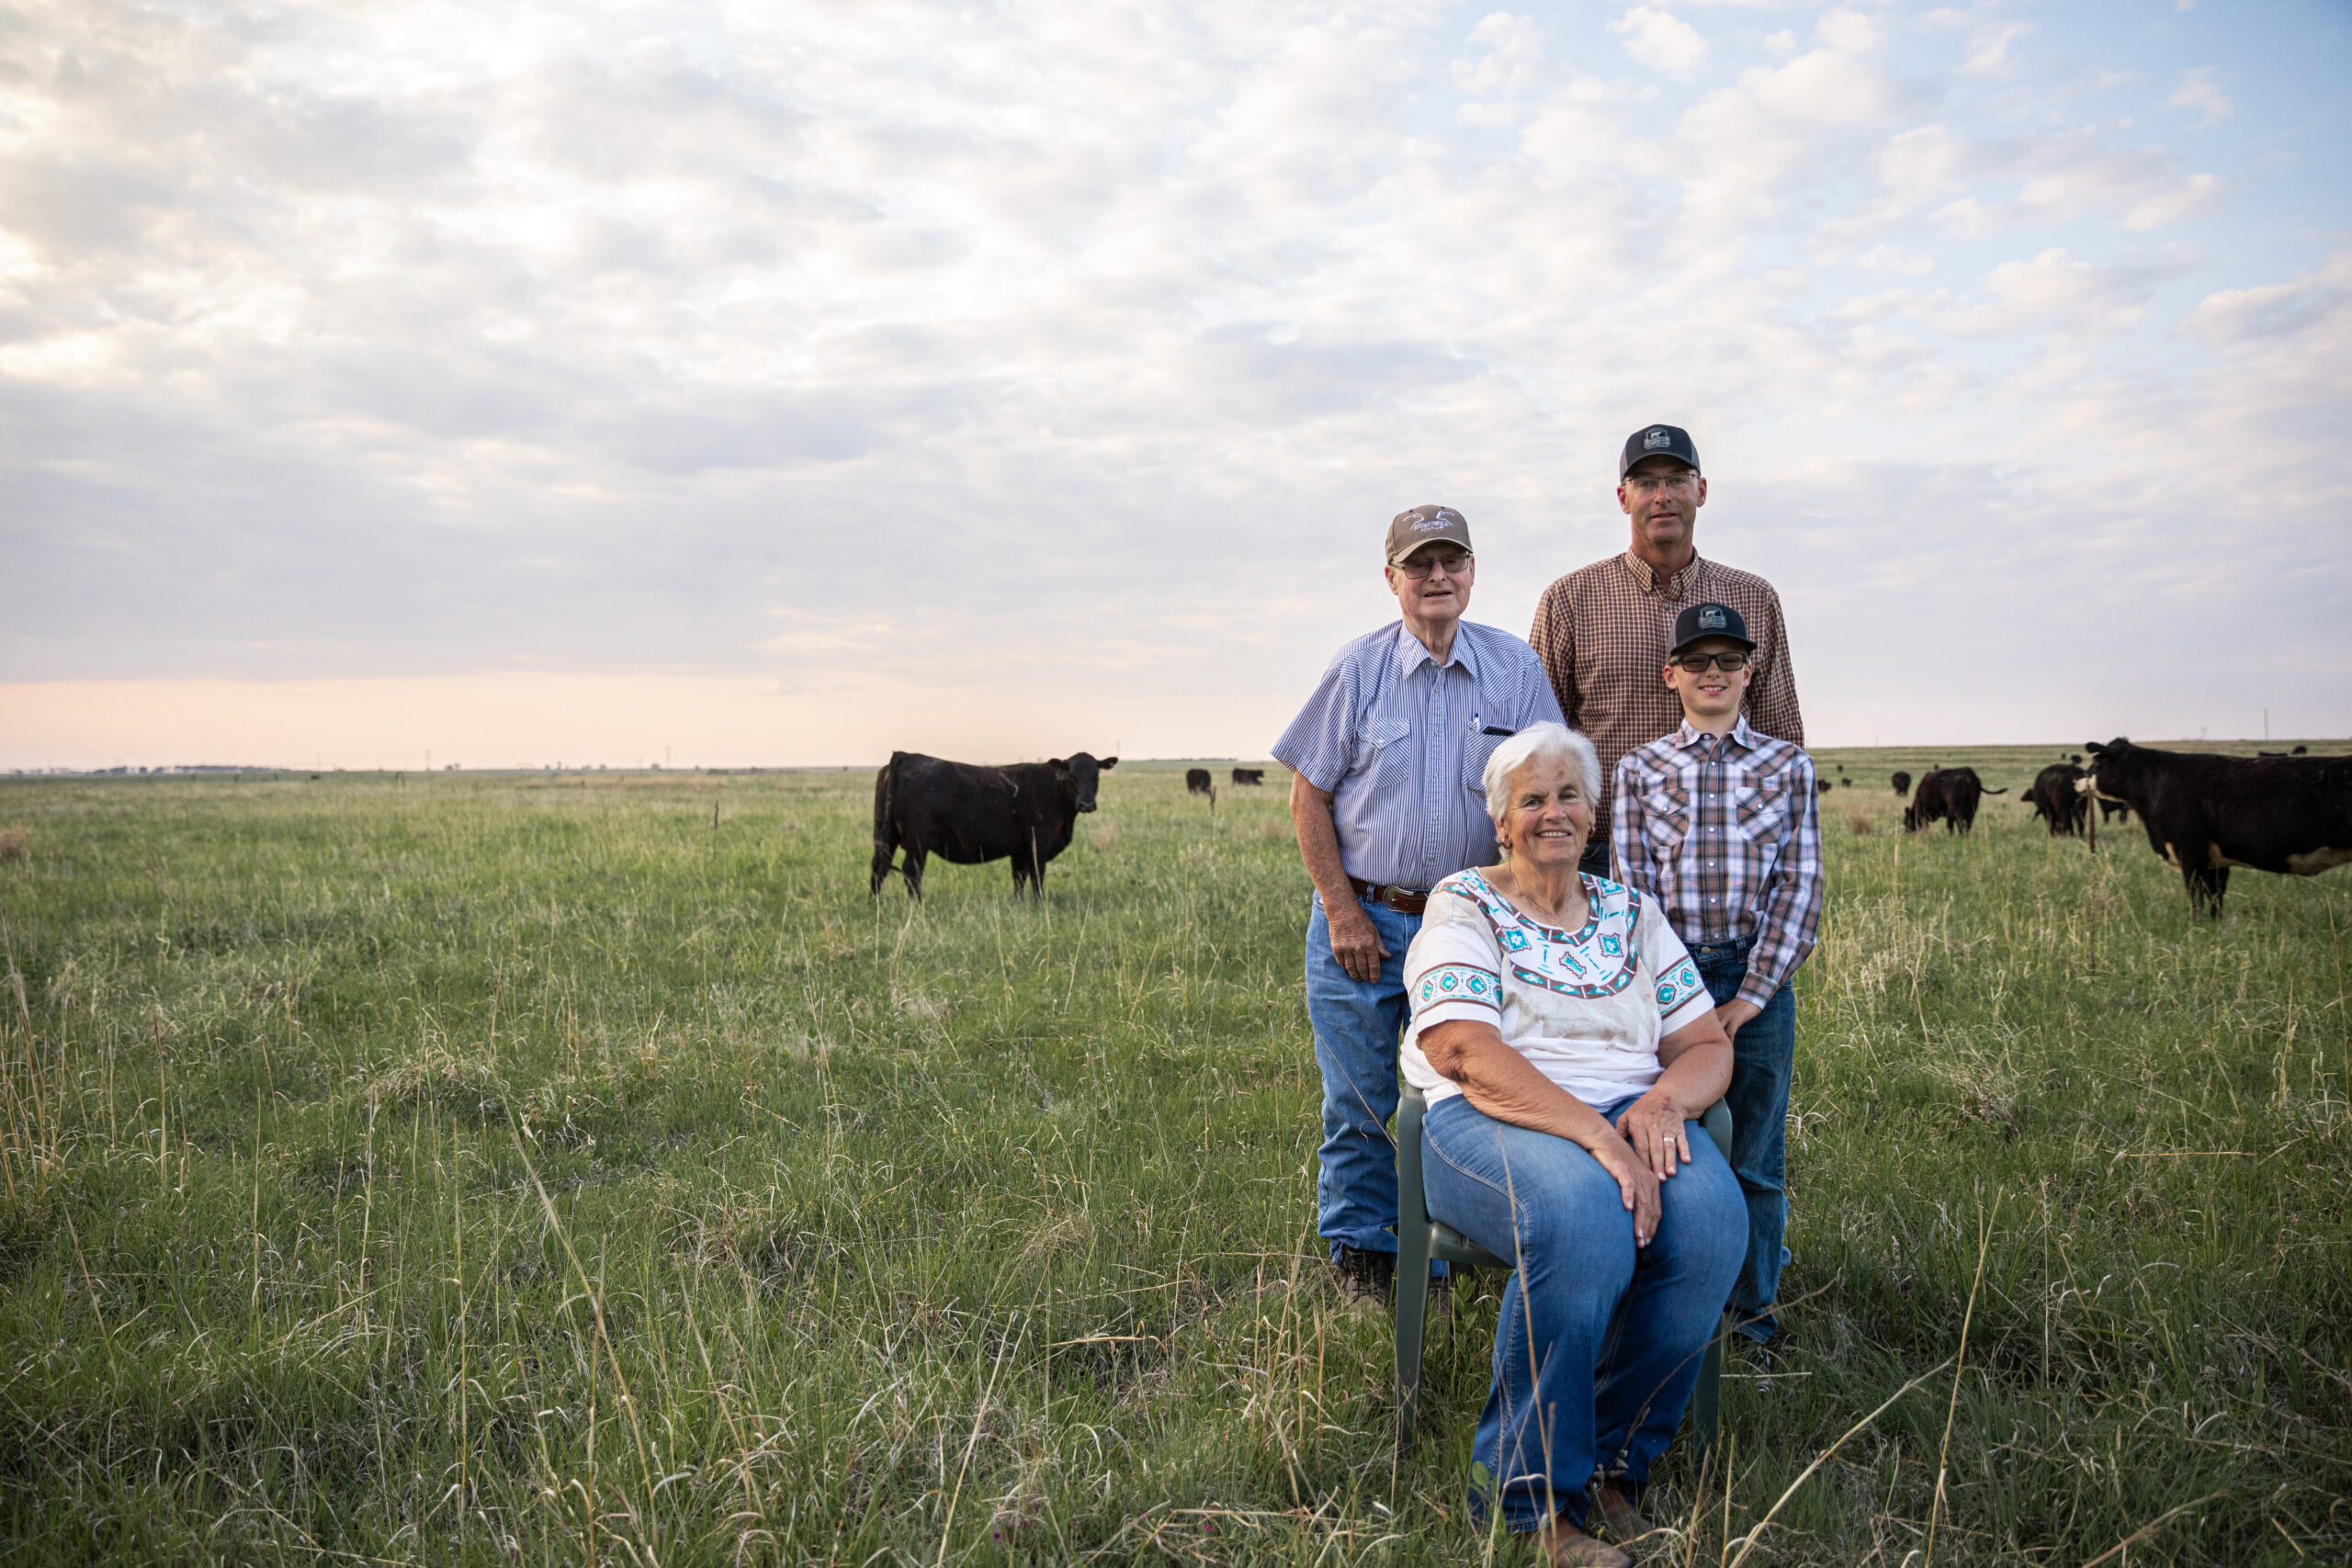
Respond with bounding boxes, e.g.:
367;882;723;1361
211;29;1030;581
1589;1479;1657;1548
1533;1516;1631;1568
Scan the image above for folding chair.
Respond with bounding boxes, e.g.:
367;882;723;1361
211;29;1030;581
1394;1080;1736;1455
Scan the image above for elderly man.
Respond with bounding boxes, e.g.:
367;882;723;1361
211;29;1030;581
1529;424;1804;882
1274;505;1566;1303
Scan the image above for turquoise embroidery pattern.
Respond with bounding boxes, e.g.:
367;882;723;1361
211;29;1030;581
1656;957;1701;1014
1436;870;1642;1001
1419;964;1501;1010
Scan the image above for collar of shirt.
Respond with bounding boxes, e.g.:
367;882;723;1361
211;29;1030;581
1621;549;1704;602
1672;713;1758;755
1392;621;1482;681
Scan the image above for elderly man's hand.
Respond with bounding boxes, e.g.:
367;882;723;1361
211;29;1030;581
1328;902;1391;983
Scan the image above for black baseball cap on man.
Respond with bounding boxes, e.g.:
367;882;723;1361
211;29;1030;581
1620;423;1702;478
1385;504;1474;566
1669;601;1754;657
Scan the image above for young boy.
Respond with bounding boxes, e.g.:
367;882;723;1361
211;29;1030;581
1611;601;1823;1351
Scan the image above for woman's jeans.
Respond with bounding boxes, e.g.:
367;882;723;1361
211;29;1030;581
1690;936;1795;1343
1422;1094;1746;1533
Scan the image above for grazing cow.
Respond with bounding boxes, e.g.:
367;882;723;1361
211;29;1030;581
1185;768;1215;797
2293;745;2309;756
1838;777;1851;787
1892;771;1912;796
870;750;1118;900
1815;778;1833;795
1904;766;2003;835
2025;763;2088;837
1231;767;1266;786
2080;738;2352;916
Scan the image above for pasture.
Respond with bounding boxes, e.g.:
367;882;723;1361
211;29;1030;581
0;752;2346;1565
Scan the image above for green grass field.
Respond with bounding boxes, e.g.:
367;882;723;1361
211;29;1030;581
1;750;2346;1565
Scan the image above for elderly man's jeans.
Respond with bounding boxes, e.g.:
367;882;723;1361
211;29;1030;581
1691;935;1795;1344
1304;892;1423;1262
1421;1093;1746;1533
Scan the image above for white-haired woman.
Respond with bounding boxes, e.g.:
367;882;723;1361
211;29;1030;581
1401;721;1746;1567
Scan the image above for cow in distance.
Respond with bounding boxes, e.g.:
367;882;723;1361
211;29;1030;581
1904;766;2001;835
871;750;1118;900
2025;763;2088;837
1892;771;1912;796
1231;767;1266;786
1185;768;1216;798
2080;738;2352;916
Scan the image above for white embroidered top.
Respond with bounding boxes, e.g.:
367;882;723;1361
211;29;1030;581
1400;868;1714;1111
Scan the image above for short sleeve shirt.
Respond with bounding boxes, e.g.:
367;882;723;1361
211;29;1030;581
1271;621;1566;889
1399;869;1713;1110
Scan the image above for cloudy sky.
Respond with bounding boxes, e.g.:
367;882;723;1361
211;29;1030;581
4;0;2347;769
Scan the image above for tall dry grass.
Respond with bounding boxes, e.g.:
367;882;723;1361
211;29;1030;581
0;755;2344;1563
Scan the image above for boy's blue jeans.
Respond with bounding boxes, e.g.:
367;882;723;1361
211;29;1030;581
1690;935;1794;1344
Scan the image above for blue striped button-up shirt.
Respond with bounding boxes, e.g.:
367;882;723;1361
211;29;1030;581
1273;620;1566;891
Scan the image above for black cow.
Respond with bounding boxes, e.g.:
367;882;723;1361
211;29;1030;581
1892;771;1912;797
2025;763;2088;837
2081;738;2352;916
2293;745;2309;756
1815;778;1833;795
1904;766;2003;835
870;750;1117;900
1186;768;1215;797
1231;767;1266;786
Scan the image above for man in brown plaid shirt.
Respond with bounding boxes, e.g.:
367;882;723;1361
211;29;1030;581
1529;423;1804;877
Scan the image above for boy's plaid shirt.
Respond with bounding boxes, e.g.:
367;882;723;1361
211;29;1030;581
1610;716;1823;1010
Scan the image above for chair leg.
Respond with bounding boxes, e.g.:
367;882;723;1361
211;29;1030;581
1691;1314;1724;1465
1394;1228;1434;1450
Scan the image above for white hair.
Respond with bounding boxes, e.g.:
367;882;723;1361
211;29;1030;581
1482;722;1602;830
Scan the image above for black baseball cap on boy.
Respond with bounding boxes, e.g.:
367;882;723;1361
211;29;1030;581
1669;601;1754;658
1620;423;1702;477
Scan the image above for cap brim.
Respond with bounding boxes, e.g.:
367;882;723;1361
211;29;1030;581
1668;633;1756;657
1388;536;1475;566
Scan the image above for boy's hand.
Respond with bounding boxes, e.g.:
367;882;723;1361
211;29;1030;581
1714;997;1761;1043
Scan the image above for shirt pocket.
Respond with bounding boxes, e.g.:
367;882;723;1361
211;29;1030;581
1733;778;1791;843
1639;779;1691;851
1360;715;1411;788
1464;726;1508;804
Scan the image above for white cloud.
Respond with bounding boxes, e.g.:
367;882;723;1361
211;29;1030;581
0;0;2343;757
2165;66;2233;126
1613;7;1709;79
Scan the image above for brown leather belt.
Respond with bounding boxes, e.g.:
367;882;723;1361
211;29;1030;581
1349;876;1430;916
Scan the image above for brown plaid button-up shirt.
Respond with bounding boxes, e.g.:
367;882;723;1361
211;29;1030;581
1529;550;1804;846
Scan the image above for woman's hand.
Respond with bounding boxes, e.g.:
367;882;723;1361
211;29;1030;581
1586;1133;1663;1247
1619;1089;1692;1179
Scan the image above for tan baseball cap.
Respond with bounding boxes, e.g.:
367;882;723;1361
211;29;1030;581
1385;504;1474;566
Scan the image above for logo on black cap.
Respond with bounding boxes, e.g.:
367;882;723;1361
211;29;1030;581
1644;427;1671;450
1699;605;1726;630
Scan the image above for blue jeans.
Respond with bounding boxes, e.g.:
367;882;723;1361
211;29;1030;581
1304;891;1423;1261
1422;1094;1746;1532
1692;936;1795;1343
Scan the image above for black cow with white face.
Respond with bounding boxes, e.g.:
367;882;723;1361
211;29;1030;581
871;750;1118;900
2081;738;2352;916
